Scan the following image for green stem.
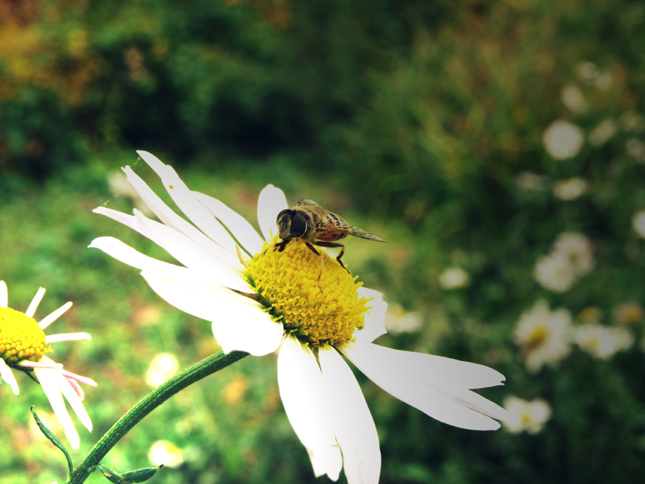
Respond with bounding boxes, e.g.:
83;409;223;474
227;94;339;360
68;350;248;484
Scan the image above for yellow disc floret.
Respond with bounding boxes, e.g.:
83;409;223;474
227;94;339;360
0;307;49;365
245;237;371;348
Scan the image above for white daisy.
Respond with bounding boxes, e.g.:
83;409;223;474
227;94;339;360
438;267;470;289
90;151;509;483
149;440;185;467
553;178;587;201
553;232;594;276
542;120;584;160
382;303;423;334
514;300;572;372
145;353;180;387
502;396;551;435
0;281;95;449
632;211;645;238
573;324;634;360
534;252;577;293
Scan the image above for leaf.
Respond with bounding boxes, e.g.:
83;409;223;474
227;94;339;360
93;464;163;483
30;406;74;475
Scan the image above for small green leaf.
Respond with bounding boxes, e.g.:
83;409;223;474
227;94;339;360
121;465;163;482
93;464;163;483
30;406;74;475
93;464;126;484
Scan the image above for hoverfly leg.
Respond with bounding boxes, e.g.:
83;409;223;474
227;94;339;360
335;245;349;274
275;240;289;252
313;241;349;274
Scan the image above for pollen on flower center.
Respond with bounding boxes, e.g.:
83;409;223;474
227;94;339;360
0;307;49;365
244;237;370;348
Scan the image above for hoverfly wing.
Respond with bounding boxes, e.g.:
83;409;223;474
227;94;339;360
346;225;388;243
295;199;322;208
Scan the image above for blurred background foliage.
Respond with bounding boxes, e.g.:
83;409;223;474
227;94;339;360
1;0;645;482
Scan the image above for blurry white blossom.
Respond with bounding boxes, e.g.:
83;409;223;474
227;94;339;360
632;211;645;238
439;267;470;289
560;84;587;113
613;302;643;326
620;111;644;132
516;172;549;191
145;353;180;387
553;178;587;201
576;61;599;83
534;252;577;293
502;396;551;435
573;324;633;359
149;440;185;467
575;61;612;90
553;232;594;276
542;120;584;160
535;232;593;292
626;138;645;162
514;300;572;372
383;303;423;334
588;119;617;146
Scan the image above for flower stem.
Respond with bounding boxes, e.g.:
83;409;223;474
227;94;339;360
68;350;248;484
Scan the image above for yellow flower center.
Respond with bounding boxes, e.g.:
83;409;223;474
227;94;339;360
0;307;49;366
244;237;371;348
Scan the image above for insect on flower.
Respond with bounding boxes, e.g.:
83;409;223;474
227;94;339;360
275;199;387;284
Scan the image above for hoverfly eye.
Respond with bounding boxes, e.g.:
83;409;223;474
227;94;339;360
290;213;307;237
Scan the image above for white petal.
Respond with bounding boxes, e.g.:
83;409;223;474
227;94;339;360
195;192;265;256
120;164;239;265
55;369;93;431
257;185;288;240
26;287;46;318
39;302;73;330
341;342;504;431
138;267;282;356
136;151;239;253
0;359;20;395
210;313;283;357
90;236;249;293
0;280;7;307
132;210;244;283
35;368;80;449
277;336;342;480
46;332;92;344
355;287;388;344
319;347;381;484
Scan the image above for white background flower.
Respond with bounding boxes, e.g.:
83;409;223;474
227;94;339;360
542;120;584;160
514;300;572;372
503;396;551;434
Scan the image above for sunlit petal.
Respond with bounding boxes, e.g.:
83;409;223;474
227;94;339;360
90;236;250;293
210;311;283;356
39;302;73;330
46;333;92;344
355;287;388;344
342;342;504;430
0;280;7;308
257;184;288;240
277;336;342;480
195;192;265;256
0;359;19;395
319;347;380;484
137;151;239;253
35;368;80;449
26;287;46;318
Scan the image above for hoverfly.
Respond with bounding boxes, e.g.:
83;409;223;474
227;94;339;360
275;199;387;285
